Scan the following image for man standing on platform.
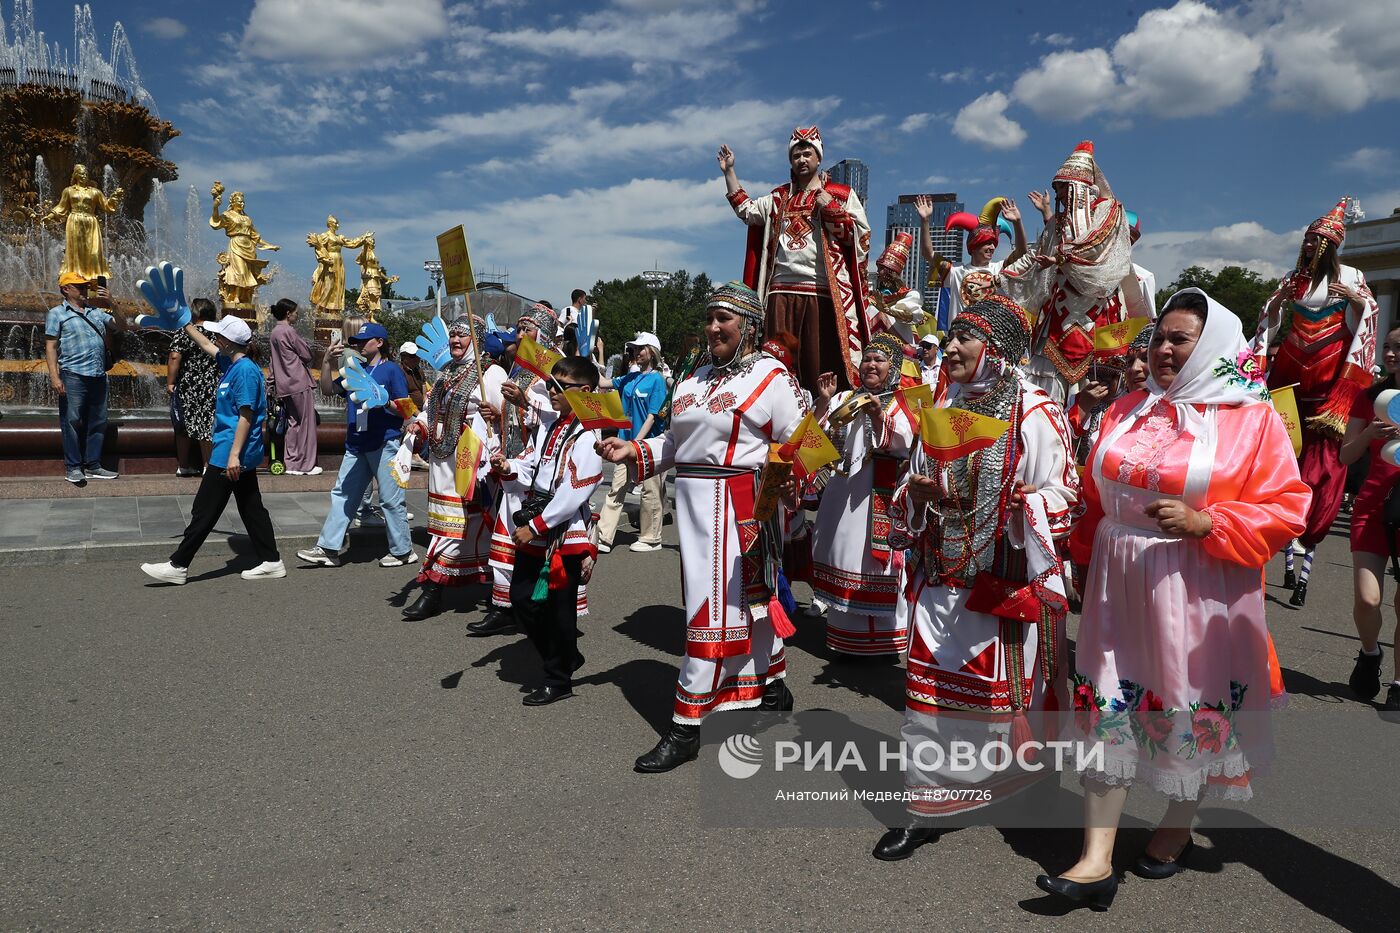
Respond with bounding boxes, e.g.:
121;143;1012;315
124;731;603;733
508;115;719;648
720;126;873;393
267;298;320;475
44;271;127;485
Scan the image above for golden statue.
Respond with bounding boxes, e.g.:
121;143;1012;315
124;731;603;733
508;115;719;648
210;182;280;310
43;164;123;281
354;234;399;318
306;215;368;313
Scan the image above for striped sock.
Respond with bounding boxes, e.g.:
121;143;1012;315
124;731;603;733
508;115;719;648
1284;549;1295;574
1298;548;1315;585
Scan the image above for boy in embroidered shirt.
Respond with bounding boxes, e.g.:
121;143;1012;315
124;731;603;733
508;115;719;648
489;357;605;706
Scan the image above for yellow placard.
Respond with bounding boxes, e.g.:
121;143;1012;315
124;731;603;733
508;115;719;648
1270;385;1304;457
436;225;475;296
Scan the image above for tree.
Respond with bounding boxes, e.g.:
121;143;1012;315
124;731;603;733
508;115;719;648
589;269;712;368
426;285;436;301
1157;265;1280;333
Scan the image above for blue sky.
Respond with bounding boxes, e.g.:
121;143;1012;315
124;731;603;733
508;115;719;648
41;0;1400;305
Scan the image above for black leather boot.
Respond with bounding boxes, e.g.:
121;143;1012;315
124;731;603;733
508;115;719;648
1283;568;1296;589
402;582;444;621
466;606;516;636
872;825;938;861
758;678;794;712
1289;580;1307;608
634;724;700;773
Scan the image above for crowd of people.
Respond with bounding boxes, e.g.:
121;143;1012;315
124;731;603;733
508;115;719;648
33;122;1389;911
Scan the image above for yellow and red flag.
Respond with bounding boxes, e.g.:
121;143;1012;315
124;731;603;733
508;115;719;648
779;411;841;479
896;382;935;423
565;389;631;432
900;357;922;383
515;334;563;381
454;422;483;497
1093;317;1150;356
920;406;1010;461
390;396;419;420
1270;385;1304;457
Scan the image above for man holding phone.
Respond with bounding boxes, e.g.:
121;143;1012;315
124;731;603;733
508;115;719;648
43;270;128;485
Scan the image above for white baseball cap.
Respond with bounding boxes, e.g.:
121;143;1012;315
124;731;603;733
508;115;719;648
919;333;940;347
626;331;661;353
398;341;419;356
206;315;253;346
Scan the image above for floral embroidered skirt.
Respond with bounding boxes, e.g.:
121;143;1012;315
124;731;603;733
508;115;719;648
1073;517;1277;802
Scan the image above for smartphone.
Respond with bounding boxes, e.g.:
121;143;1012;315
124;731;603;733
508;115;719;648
96;275;107;289
329;330;343;347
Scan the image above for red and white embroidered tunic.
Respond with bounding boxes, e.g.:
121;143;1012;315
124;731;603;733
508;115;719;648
501;414;604;561
632;354;808;723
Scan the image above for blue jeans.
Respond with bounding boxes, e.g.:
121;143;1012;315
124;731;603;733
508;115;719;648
316;437;412;556
58;371;108;470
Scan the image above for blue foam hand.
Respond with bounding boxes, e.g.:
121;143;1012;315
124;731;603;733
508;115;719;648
484;312;497;334
415;316;451;369
576;305;596;358
341;354;389;410
135;261;192;330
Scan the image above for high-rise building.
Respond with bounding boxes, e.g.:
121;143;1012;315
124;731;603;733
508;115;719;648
828;159;869;206
885;193;963;316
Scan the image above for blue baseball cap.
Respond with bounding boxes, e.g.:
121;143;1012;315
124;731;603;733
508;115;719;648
484;332;506;357
351;322;389;342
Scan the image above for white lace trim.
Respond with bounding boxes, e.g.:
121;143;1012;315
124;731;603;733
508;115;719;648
1079;749;1265;803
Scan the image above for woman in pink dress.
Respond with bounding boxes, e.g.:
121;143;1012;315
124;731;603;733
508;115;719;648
1036;289;1310;910
1339;322;1400;711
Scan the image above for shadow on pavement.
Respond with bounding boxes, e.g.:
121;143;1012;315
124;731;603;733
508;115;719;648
1196;813;1400;933
470;635;539;689
578;657;678;736
1280;667;1358;705
614;604;685;656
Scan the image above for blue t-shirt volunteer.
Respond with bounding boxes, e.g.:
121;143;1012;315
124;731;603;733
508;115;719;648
337;358;410;453
210;355;267;470
615;369;667;441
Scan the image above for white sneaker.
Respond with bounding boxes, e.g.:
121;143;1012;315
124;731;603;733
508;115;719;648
596;541;612;554
296;546;341;567
405;510;415;521
141;561;188;585
379;551;419;567
629;540;662;553
241;560;287;580
308;465;324;475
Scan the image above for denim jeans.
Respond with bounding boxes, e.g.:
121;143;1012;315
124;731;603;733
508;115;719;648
58;371;108;470
316;436;412;556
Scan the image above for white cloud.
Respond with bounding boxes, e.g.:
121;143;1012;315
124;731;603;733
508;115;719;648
832;115;887;137
1113;1;1261;118
952;92;1026;150
937;68;974;84
923;175;951;186
1133;221;1303;285
1012;48;1118;121
1033;32;1075;47
1262;1;1400;113
1337;147;1396;176
898;112;934;134
143;17;187;39
1011;2;1260;122
242;0;447;64
484;7;751;72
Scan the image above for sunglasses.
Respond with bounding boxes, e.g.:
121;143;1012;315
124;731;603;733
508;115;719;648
550;381;592;392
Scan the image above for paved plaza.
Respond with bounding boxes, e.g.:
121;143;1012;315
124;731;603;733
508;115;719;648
1;494;1398;930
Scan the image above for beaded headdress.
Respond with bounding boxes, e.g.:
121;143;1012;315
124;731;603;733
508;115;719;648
864;331;906;362
788;126;823;160
951;295;1031;364
1306;198;1348;247
519;302;560;341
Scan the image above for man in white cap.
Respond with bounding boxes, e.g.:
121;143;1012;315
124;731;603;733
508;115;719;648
718;126;873;395
142;314;285;584
919;333;942;386
596;331;667;553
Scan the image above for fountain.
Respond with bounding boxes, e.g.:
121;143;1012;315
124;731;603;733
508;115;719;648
0;3;350;477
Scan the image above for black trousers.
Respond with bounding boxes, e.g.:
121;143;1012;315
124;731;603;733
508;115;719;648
510;551;583;689
171;465;280;568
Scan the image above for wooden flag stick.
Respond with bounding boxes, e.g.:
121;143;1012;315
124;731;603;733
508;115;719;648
461;289;496;439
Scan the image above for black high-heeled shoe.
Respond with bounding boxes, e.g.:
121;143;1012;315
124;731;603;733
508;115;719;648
1134;837;1194;879
1035;872;1119;911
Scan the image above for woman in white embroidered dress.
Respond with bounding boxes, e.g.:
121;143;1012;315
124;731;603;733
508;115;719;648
401;315;507;621
1036;289;1310;910
599;282;808;773
810;331;917;657
872;296;1078;863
